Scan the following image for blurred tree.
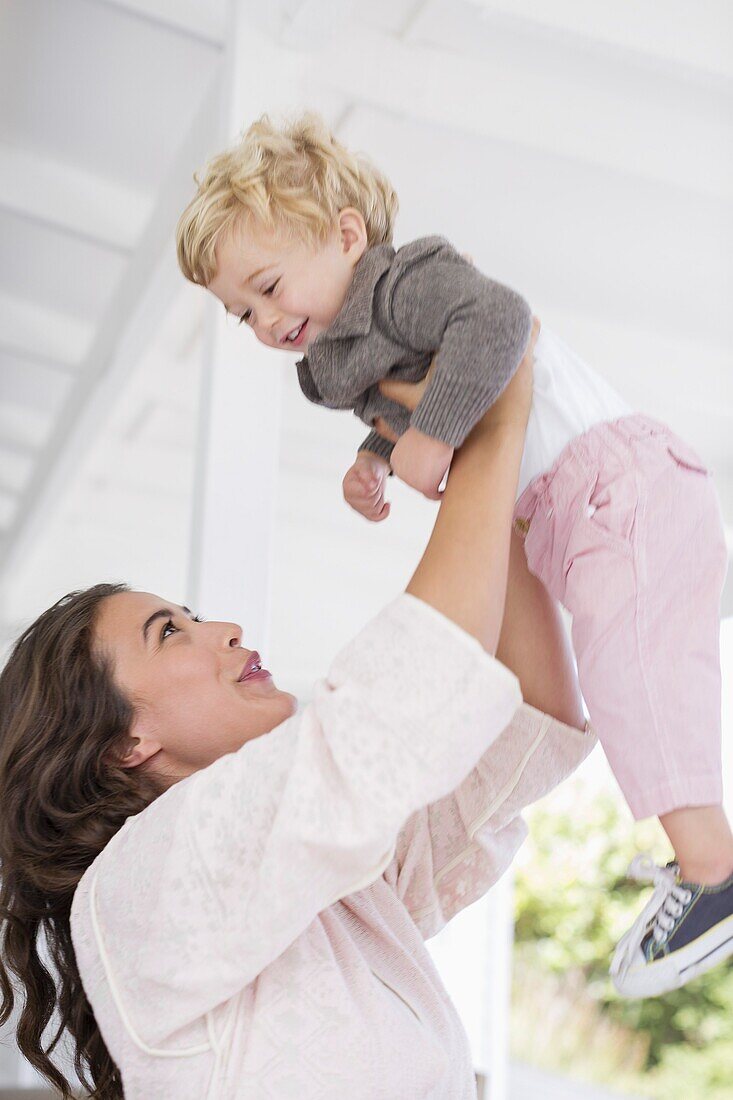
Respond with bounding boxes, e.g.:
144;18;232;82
511;782;733;1099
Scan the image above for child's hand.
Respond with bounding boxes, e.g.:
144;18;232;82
390;427;454;501
342;452;392;522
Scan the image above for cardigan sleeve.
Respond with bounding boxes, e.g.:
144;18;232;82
385;243;533;448
71;594;521;1048
357;427;395;464
384;705;595;939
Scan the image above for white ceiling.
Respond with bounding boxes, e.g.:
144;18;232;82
0;0;732;657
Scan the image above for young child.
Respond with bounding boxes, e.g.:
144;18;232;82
176;113;733;999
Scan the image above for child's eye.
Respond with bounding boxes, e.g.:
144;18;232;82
238;309;252;327
263;279;279;296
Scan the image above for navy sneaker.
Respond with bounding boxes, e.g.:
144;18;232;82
610;854;733;998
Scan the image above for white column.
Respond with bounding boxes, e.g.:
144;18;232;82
187;306;284;645
186;5;305;641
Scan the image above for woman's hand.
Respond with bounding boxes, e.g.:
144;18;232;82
376;315;538;489
470;315;538;438
373;358;449;502
376;357;437;423
378;315;538;436
389;428;453;501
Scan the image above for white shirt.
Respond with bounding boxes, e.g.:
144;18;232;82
518;326;630;495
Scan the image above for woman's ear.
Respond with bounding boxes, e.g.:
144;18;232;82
116;714;162;770
338;207;368;267
119;738;160;770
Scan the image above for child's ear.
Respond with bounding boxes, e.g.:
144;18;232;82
338;208;368;266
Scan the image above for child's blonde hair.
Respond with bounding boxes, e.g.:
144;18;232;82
176;112;399;287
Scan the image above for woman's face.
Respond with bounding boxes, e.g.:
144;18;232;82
94;591;298;782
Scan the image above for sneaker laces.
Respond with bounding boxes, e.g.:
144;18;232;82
610;854;693;978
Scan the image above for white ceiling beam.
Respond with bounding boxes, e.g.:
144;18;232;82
0;447;33;496
211;17;732;202
0;437;38;461
0;75;223;582
0;144;151;252
0;351;73;412
95;0;227;47
0;292;93;368
0;341;78;376
0;491;18;531
0;402;53;450
468;0;733;84
304;27;732;202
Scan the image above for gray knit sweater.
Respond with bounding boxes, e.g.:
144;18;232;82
296;236;533;463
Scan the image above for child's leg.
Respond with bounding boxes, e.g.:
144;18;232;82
514;418;733;997
515;422;727;824
561;442;733;881
496;529;585;730
659;806;733;885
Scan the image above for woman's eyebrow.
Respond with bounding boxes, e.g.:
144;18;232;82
141;606;192;644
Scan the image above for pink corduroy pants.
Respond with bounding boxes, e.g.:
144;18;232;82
514;415;728;820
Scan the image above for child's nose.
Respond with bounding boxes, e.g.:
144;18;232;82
257;305;281;343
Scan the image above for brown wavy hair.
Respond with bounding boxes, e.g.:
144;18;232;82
0;583;167;1098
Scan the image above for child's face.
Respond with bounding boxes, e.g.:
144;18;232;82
209;212;366;352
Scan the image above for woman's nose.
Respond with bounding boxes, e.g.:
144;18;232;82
221;622;242;648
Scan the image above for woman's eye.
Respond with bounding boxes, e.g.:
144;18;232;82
161;614;205;641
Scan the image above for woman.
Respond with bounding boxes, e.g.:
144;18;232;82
0;336;593;1099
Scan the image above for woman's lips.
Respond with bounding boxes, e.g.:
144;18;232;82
241;668;272;682
238;652;272;682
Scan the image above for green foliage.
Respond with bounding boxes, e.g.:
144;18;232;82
510;781;733;1097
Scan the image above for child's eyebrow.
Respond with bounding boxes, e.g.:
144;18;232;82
243;266;271;285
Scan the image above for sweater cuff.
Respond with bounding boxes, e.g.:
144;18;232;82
358;429;395;465
410;370;507;448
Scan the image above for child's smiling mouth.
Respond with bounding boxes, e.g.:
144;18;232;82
282;320;309;347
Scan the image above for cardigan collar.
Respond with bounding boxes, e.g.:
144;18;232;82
296;244;395;400
321;242;396;340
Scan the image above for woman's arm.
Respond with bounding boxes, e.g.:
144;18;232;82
381;319;583;726
74;333;535;1048
402;323;536;654
385;702;594;939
